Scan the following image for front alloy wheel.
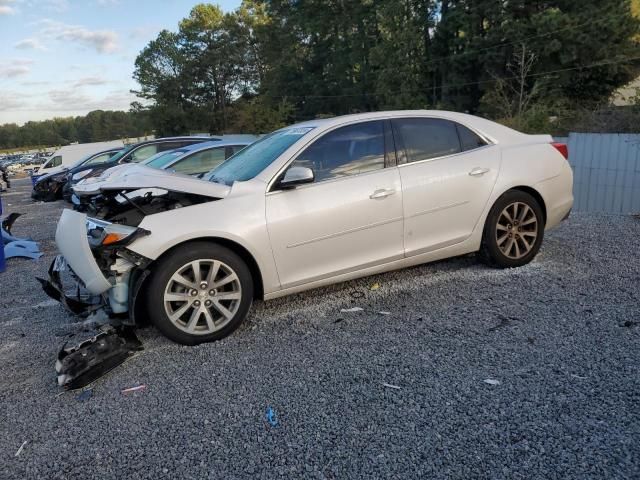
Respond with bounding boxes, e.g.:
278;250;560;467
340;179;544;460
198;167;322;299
148;242;253;345
164;259;242;335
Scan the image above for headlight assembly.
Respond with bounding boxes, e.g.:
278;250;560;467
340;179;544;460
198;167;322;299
86;217;149;248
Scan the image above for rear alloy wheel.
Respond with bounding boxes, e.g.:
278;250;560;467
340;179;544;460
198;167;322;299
480;190;544;268
148;242;253;345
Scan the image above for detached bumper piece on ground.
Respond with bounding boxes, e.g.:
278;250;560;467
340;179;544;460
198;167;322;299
38;256;145;389
1;212;43;260
56;325;143;390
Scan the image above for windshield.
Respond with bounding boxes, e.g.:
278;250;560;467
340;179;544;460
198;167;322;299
144;150;185;169
207;127;315;185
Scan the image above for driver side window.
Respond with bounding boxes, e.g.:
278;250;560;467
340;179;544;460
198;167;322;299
130;145;159;163
289;121;385;183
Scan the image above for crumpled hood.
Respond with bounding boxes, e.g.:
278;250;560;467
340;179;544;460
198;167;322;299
73;164;231;198
76;163;134;184
38;166;68;178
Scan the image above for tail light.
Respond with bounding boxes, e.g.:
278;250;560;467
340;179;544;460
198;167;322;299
552;142;568;160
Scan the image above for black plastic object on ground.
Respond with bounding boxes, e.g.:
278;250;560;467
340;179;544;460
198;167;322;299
2;212;21;234
56;325;143;390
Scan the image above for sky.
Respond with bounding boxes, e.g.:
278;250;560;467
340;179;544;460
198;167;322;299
0;0;241;125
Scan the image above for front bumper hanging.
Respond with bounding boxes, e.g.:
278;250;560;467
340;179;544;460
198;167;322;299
37;256;105;316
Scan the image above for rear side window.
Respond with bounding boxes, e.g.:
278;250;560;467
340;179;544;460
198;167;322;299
130;145;159;163
158;142;189;153
290;121;385;183
173;148;226;175
457;124;487;151
393;118;461;163
85;152;116;166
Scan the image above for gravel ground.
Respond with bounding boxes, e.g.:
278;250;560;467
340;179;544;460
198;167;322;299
1;177;639;479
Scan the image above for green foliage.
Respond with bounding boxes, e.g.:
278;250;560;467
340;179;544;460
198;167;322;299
225;95;294;133
133;3;263;135
134;0;638;134
10;0;639;147
0;110;151;150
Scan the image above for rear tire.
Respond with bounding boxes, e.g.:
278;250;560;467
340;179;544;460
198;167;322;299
147;242;253;345
480;190;544;268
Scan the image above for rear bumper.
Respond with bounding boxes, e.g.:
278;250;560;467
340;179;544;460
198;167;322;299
535;165;574;230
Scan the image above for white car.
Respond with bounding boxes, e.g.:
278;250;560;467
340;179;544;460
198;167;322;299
47;111;573;345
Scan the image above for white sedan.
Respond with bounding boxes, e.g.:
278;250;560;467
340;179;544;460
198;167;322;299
50;111;573;345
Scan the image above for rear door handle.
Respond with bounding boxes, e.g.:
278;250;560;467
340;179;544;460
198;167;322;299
369;188;396;199
469;167;490;177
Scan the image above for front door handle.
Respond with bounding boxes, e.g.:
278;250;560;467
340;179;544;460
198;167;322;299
369;188;396;200
469;167;490;177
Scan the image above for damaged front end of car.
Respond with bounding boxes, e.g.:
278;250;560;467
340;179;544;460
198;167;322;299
40;169;228;388
38;208;152;325
44;177;226;321
37;208;152;389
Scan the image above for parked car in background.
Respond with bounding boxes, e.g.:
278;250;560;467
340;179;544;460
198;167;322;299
45;110;573;346
35;140;126;178
63;136;218;202
72;140;254;203
32;147;123;202
143;140;251;176
0;164;9;191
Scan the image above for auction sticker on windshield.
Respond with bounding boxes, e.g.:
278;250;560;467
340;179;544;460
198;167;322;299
283;127;315;136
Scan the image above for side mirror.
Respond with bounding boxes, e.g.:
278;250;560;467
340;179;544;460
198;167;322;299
279;166;315;189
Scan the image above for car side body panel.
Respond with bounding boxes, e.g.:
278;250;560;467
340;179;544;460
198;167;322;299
265;167;405;289
398;145;502;257
127;180;282;296
493;142;573;229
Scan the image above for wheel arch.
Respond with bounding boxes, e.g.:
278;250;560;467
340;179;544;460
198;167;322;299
508;185;547;225
144;236;265;301
480;185;548;242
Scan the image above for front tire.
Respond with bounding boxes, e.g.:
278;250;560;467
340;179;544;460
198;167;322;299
147;242;253;345
480;190;544;268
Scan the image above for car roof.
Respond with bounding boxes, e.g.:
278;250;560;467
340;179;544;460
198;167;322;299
286;110;526;144
129;136;218;147
90;147;124;155
174;139;252;153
